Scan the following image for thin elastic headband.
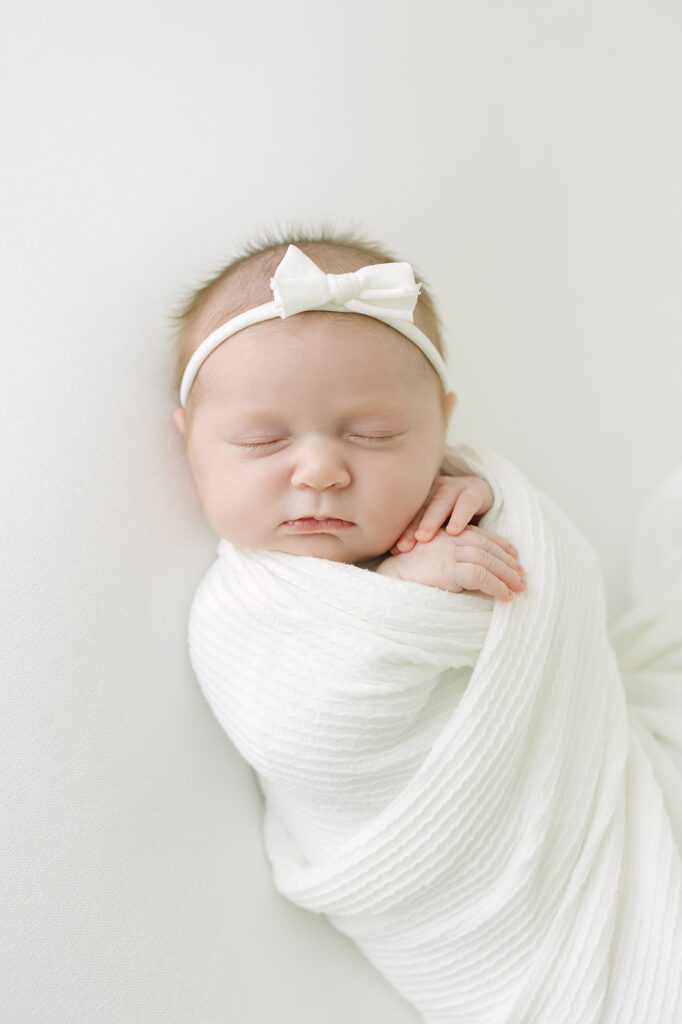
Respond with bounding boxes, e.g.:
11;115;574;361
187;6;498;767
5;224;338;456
179;244;449;407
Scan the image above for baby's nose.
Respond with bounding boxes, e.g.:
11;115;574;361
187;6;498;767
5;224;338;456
290;437;351;490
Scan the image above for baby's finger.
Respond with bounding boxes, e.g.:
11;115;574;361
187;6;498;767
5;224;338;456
455;523;520;559
454;563;514;602
454;555;526;601
453;545;527;593
440;491;484;536
414;490;463;542
449;529;521;574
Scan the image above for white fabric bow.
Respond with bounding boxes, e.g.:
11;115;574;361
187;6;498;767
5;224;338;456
270;244;422;321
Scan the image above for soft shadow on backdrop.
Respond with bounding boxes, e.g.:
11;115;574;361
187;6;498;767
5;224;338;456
2;1;681;1021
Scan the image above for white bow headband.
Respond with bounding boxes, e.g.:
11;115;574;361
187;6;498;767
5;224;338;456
179;244;449;407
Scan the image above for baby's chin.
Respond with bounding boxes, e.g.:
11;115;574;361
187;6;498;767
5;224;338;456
264;532;390;565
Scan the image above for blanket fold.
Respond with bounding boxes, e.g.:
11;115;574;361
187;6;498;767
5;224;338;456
188;444;682;1023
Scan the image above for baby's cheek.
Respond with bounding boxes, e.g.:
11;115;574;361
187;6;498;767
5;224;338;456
376;498;422;549
201;478;257;544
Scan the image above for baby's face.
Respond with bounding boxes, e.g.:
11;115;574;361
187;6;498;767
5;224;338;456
174;312;455;564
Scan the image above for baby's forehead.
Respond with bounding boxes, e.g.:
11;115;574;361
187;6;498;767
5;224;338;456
203;309;430;375
191;312;436;414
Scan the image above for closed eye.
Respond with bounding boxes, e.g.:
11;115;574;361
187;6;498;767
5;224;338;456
236;433;401;450
352;434;398;442
237;440;281;449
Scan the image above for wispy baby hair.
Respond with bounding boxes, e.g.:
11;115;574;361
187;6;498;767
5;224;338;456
168;222;447;408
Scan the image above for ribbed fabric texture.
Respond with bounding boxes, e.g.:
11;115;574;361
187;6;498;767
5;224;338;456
188;444;682;1023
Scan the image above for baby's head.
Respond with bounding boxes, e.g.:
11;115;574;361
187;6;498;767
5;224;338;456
171;229;457;564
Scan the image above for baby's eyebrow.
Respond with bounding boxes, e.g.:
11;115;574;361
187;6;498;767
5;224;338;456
230;404;409;421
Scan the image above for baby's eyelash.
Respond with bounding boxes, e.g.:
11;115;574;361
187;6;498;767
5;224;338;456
237;434;397;449
353;434;397;442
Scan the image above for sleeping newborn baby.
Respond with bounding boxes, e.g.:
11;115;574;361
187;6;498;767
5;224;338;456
173;237;527;599
172;231;682;1024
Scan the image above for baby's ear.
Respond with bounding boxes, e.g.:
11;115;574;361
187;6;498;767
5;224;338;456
444;391;457;424
173;407;187;437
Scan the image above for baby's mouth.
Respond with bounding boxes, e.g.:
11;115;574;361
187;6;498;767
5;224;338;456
284;517;355;530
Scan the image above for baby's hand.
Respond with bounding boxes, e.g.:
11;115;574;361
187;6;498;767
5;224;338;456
378;526;526;602
391;475;508;556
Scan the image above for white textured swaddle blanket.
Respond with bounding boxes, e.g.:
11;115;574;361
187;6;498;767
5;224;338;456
188;444;682;1023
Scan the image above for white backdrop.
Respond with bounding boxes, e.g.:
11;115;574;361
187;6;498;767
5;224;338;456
2;1;681;1021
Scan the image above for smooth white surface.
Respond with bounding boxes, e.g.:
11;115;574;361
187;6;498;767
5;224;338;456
2;1;681;1021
